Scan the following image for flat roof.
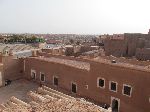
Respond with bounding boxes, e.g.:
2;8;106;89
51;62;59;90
33;57;90;71
92;57;150;73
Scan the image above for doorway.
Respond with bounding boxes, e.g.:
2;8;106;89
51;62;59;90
111;97;120;112
71;82;77;93
0;72;2;86
53;76;58;86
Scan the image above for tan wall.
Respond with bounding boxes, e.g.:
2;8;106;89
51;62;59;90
136;48;150;60
2;56;24;81
104;33;150;57
104;39;126;57
42;49;53;54
0;64;3;86
24;56;150;112
0;56;2;63
89;61;150;112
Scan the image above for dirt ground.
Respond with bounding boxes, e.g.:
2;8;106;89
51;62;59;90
0;79;38;104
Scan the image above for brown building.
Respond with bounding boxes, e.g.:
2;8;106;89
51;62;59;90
104;31;150;60
23;55;150;112
135;48;150;60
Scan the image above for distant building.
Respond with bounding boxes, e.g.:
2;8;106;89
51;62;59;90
104;30;150;60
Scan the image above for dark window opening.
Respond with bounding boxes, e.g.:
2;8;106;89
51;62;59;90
54;77;58;86
123;85;131;96
40;73;45;82
98;79;105;88
31;72;36;79
71;83;77;93
111;82;117;91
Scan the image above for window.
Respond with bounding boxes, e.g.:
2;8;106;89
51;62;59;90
71;82;77;93
123;84;132;97
85;85;88;89
110;81;117;92
40;73;45;82
31;70;36;80
53;76;58;86
97;78;105;88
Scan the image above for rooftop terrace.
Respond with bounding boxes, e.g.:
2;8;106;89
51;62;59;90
33;57;90;71
93;56;150;72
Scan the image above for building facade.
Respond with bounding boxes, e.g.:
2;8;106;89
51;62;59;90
104;31;150;60
23;55;150;112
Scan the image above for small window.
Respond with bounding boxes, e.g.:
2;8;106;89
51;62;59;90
31;70;36;80
53;76;58;86
123;84;132;97
110;81;117;92
97;78;105;88
40;73;45;82
85;85;88;89
71;82;77;93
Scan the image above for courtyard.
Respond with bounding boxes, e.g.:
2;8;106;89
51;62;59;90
0;79;38;104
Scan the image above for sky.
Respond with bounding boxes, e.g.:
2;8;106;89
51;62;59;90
0;0;150;34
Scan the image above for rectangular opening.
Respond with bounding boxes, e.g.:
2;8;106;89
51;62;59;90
97;78;105;88
0;72;2;86
110;81;117;92
40;73;45;82
111;97;120;112
71;82;77;93
123;84;132;97
53;76;58;86
31;70;36;80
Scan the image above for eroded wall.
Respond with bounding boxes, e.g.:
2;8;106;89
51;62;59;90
2;56;24;81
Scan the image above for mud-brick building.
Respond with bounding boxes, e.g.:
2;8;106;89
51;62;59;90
104;30;150;60
0;44;38;86
135;48;150;60
23;55;150;112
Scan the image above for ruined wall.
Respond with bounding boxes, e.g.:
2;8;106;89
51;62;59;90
104;33;150;57
135;48;150;60
42;49;53;53
104;39;126;57
2;56;24;81
24;56;150;112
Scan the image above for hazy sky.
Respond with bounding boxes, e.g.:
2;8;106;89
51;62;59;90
0;0;150;34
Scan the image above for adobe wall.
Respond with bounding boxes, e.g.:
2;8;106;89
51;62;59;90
24;57;150;112
0;64;3;87
89;61;150;112
24;57;89;92
104;33;150;57
42;49;53;54
136;48;150;60
104;39;126;57
0;55;2;63
2;56;24;81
